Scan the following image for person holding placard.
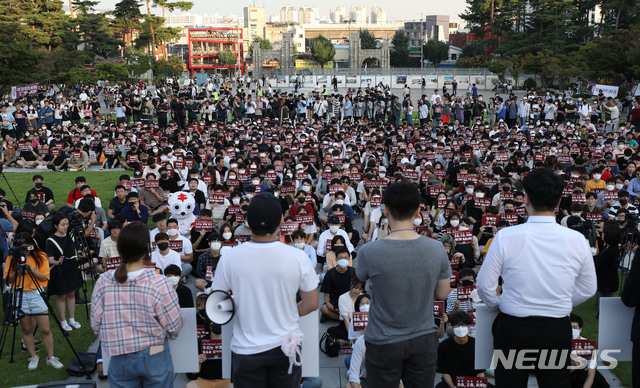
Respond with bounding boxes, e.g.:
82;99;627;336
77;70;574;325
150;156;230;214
477;168;597;388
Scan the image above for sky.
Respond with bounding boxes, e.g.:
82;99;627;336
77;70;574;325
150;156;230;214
90;0;469;23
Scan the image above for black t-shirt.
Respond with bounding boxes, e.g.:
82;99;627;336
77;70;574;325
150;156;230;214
109;196;128;216
27;186;54;204
160;177;180;193
176;284;194;308
437;337;484;382
320;267;356;306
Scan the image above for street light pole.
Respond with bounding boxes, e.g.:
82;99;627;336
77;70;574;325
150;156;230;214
348;19;352;69
420;13;424;79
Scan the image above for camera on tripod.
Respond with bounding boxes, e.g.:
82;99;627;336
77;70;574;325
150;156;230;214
68;210;85;235
9;234;30;265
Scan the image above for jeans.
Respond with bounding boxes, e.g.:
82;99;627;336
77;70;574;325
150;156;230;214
365;332;438;388
302;377;323;388
108;340;174;388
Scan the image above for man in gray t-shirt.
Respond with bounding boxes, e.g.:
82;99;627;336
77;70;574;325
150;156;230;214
357;182;451;388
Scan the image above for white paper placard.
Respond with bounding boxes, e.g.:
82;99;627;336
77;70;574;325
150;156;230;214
475;304;499;369
222;311;319;378
598;297;634;362
102;307;198;374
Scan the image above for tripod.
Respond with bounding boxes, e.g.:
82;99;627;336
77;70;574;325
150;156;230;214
619;223;638;287
68;219;99;320
0;257;91;378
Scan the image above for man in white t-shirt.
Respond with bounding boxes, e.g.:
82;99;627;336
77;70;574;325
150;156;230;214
166;218;193;278
151;232;182;273
98;222;122;273
210;193;318;388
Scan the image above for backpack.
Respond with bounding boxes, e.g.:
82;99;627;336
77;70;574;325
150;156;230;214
319;332;339;357
66;352;97;376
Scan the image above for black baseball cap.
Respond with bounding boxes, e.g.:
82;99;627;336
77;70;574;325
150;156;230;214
246;193;282;232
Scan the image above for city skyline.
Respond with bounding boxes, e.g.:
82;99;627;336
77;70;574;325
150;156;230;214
90;0;468;23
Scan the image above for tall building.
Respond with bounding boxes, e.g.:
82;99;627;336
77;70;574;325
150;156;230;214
244;7;265;40
165;14;201;28
298;6;319;24
404;21;427;47
349;6;367;23
330;5;347;23
280;5;298;23
371;6;386;24
425;15;450;42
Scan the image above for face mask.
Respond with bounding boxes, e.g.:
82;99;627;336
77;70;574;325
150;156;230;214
167;228;178;237
342;164;350;170
273;192;279;198
286;173;293;178
359;304;370;313
458;226;469;231
379;172;386;178
329;225;339;234
251;179;260;185
335;199;344;205
620;199;628;206
337;258;349;268
414;218;422;226
157;242;169;251
466;188;474;195
475;192;485;198
167;276;180;287
606;185;615;191
246;194;254;199
232;198;240;205
35;219;44;225
572;212;582;217
161;173;168;179
301;185;311;192
450;220;460;227
238;169;246;174
31;199;38;204
453;326;469;338
294;242;305;250
222;232;232;240
228;175;237;180
593;174;602;180
616;183;624;190
35;182;43;188
210;242;222;251
572;328;581;340
514;201;523;207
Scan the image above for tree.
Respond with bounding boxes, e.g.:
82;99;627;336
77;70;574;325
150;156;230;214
310;35;335;68
153;56;184;78
73;0;122;61
112;0;142;56
218;48;237;76
487;60;509;82
39;47;86;88
249;37;273;58
460;41;487;58
359;29;377;49
0;23;45;92
152;0;193;56
95;62;129;82
423;39;449;67
390;30;409;67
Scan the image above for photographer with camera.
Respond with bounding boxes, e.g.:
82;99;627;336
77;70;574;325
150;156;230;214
4;232;63;370
46;213;84;332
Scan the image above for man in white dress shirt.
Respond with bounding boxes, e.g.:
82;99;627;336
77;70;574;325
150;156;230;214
477;167;597;388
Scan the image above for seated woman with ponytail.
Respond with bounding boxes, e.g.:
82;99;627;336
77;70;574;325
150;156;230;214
90;221;185;386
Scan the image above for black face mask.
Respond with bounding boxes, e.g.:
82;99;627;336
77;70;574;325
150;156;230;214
461;279;474;287
30;199;38;204
298;197;305;204
241;205;249;211
514;201;523;207
157;242;169;251
502;186;510;192
35;182;43;188
161;173;168;179
620;199;628;206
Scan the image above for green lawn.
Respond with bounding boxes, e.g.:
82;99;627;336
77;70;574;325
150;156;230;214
0;171;128;387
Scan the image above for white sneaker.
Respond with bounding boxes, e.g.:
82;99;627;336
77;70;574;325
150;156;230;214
61;321;73;331
69;320;82;329
46;356;64;369
28;355;39;370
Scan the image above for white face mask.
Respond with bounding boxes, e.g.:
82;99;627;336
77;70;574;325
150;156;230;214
379;172;386;178
337;258;349;268
246;194;254;199
210;242;222;251
606;185;615;191
466;188;474;195
335;199;344;205
167;228;178;237
414;218;422;226
616;183;624;190
572;328;581;339
232;198;240;205
359;304;370;313
222;232;233;240
450;220;460;227
453;326;469;338
167;276;180;287
251;179;260;185
475;192;485;198
572;212;582;217
458;226;469;231
238;169;246;174
35;219;44;225
301;185;311;192
593;174;602;180
294;242;305;250
228;175;237;180
329;225;339;234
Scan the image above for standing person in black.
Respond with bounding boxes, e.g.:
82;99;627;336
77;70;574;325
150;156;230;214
622;242;640;388
174;98;186;129
594;222;621;309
